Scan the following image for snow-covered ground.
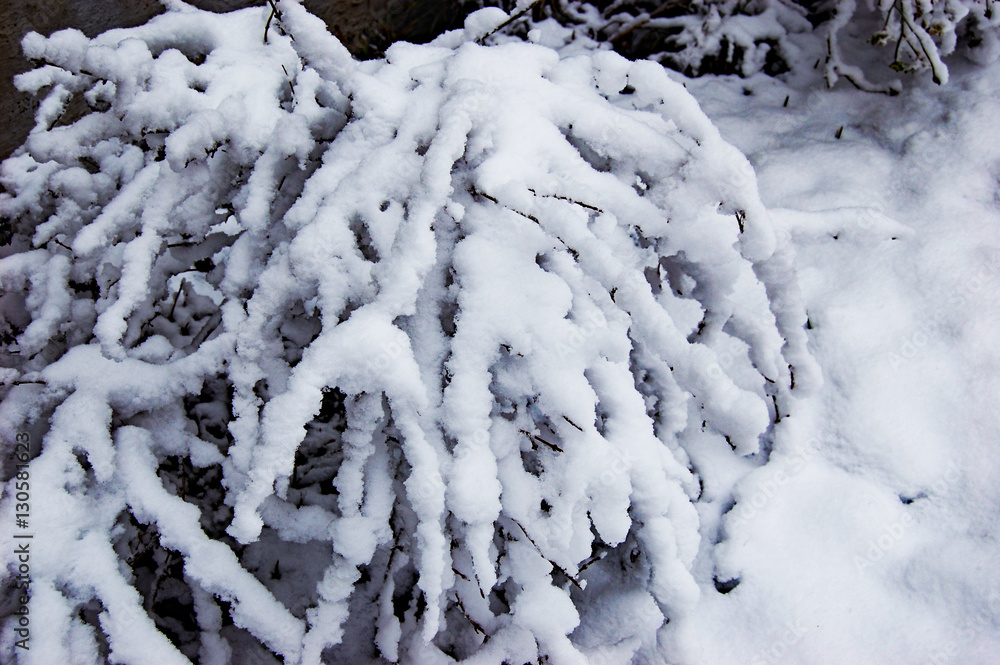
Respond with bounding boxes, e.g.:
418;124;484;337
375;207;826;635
677;39;1000;665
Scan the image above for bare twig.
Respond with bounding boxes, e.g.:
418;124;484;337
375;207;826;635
264;0;282;44
477;0;544;45
527;188;603;213
51;238;72;252
187;309;223;349
511;518;583;590
562;415;583;431
168;278;187;320
520;429;564;453
469;186;541;224
455;597;486;635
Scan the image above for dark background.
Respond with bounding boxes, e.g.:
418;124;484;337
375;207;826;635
0;0;467;162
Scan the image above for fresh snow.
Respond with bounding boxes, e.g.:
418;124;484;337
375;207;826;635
674;32;1000;665
0;2;998;664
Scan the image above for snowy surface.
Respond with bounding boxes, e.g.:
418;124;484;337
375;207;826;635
674;39;1000;665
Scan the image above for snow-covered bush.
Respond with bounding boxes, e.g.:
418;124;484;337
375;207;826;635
825;0;1000;90
482;0;815;77
0;2;817;663
485;0;1000;89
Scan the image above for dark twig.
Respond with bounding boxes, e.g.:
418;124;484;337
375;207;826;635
511;519;583;590
527;188;603;213
264;0;282;44
578;549;607;573
51;238;72;252
188;309;223;349
477;0;544;44
520;429;563;453
455;597;485;635
469;186;541;224
168;278;187;320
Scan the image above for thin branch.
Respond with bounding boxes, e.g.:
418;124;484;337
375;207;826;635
469;186;541;224
578;549;607;573
264;0;282;44
51;238;72;252
187;309;223;349
455;597;486;635
520;429;563;453
168;278;187;320
477;0;545;44
527;188;603;213
510;518;583;590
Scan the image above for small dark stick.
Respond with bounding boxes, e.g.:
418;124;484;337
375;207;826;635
477;0;545;44
264;0;282;44
168;278;187;320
